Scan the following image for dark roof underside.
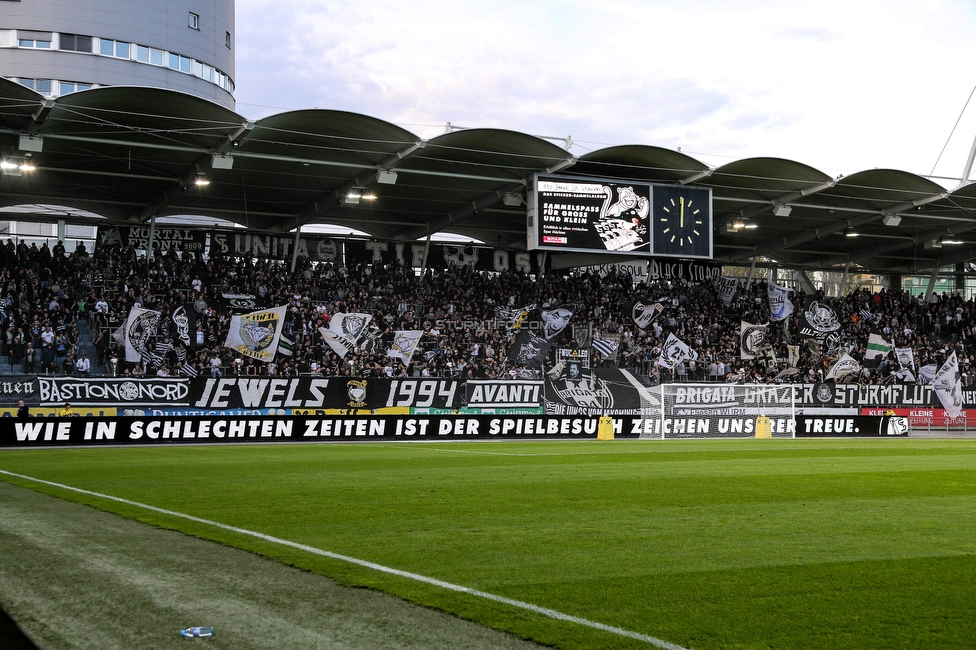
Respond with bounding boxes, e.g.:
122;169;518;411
0;78;973;275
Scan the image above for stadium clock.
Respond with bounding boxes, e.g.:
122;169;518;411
652;185;712;258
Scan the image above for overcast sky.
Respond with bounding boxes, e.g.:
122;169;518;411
233;0;976;185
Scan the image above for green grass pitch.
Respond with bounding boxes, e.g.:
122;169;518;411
2;438;975;649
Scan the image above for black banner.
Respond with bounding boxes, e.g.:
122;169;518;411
0;413;914;447
38;377;190;406
189;377;462;411
798;383;976;408
545;369;651;415
0;415;606;447
97;226;207;254
797;297;842;357
343;240;547;274
209;231;338;262
0;376;38;406
795;415;907;437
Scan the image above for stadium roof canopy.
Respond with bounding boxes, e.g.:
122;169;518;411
1;78;975;276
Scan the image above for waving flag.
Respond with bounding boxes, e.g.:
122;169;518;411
224;306;288;362
933;352;964;419
318;312;373;358
123;306;161;363
659;333;697;369
865;332;893;360
767;283;794;321
388;330;423;366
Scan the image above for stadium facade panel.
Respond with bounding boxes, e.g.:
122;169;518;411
0;0;234;107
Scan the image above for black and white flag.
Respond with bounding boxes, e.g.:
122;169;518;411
767;283;794;321
934;352;964;419
627;299;664;331
740;320;768;359
659;333;697;369
713;275;738;307
507;330;551;369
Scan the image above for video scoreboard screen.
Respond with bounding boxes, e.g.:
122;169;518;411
528;174;713;259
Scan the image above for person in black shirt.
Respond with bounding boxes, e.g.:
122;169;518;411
17;399;29;418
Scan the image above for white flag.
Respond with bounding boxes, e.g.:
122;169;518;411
767;283;794;321
224;305;287;362
895;347;915;370
387;330;423;366
825;353;860;381
123;306;161;363
318;312;373;357
660;332;697;369
740;321;767;359
933;352;964;419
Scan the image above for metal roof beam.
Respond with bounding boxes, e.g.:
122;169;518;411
404;183;526;240
736;179;836;219
817;221;976;267
721;191;949;262
289;139;430;231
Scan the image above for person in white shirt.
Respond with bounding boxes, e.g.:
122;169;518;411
209;354;222;377
75;353;91;375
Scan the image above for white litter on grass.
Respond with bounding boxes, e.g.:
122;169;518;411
0;469;689;650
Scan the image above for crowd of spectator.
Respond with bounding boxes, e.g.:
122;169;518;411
0;234;973;386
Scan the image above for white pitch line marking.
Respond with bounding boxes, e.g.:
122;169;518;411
0;469;689;650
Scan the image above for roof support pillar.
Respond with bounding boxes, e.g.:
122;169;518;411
796;270;817;295
147;213;156;262
745;254;758;291
840;261;851;298
924;265;941;302
290;224;301;273
418;227;432;285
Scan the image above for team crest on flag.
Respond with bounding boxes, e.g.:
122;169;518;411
628;299;664;331
740;321;768;359
224;306;287;361
319;312;373;357
347;380;368;408
388;330;424;366
508;330;551;368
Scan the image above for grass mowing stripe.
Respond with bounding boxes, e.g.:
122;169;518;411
0;468;688;650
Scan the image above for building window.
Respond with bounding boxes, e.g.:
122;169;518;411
98;38;130;59
150;48;163;66
136;44;149;63
59;81;92;95
18;78;53;95
19;38;51;48
189;12;199;30
59;33;92;53
18;30;52;48
168;52;191;73
225;32;231;49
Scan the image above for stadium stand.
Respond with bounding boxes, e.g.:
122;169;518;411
0;235;972;386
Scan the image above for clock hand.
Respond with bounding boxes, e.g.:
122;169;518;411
679;196;684;228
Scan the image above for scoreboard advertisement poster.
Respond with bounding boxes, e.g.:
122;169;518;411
528;174;713;259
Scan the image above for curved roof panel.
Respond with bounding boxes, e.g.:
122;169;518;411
2;80;976;273
572;145;711;184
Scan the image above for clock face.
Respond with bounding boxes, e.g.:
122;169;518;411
652;186;712;258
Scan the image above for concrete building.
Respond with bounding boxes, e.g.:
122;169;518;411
0;0;235;108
